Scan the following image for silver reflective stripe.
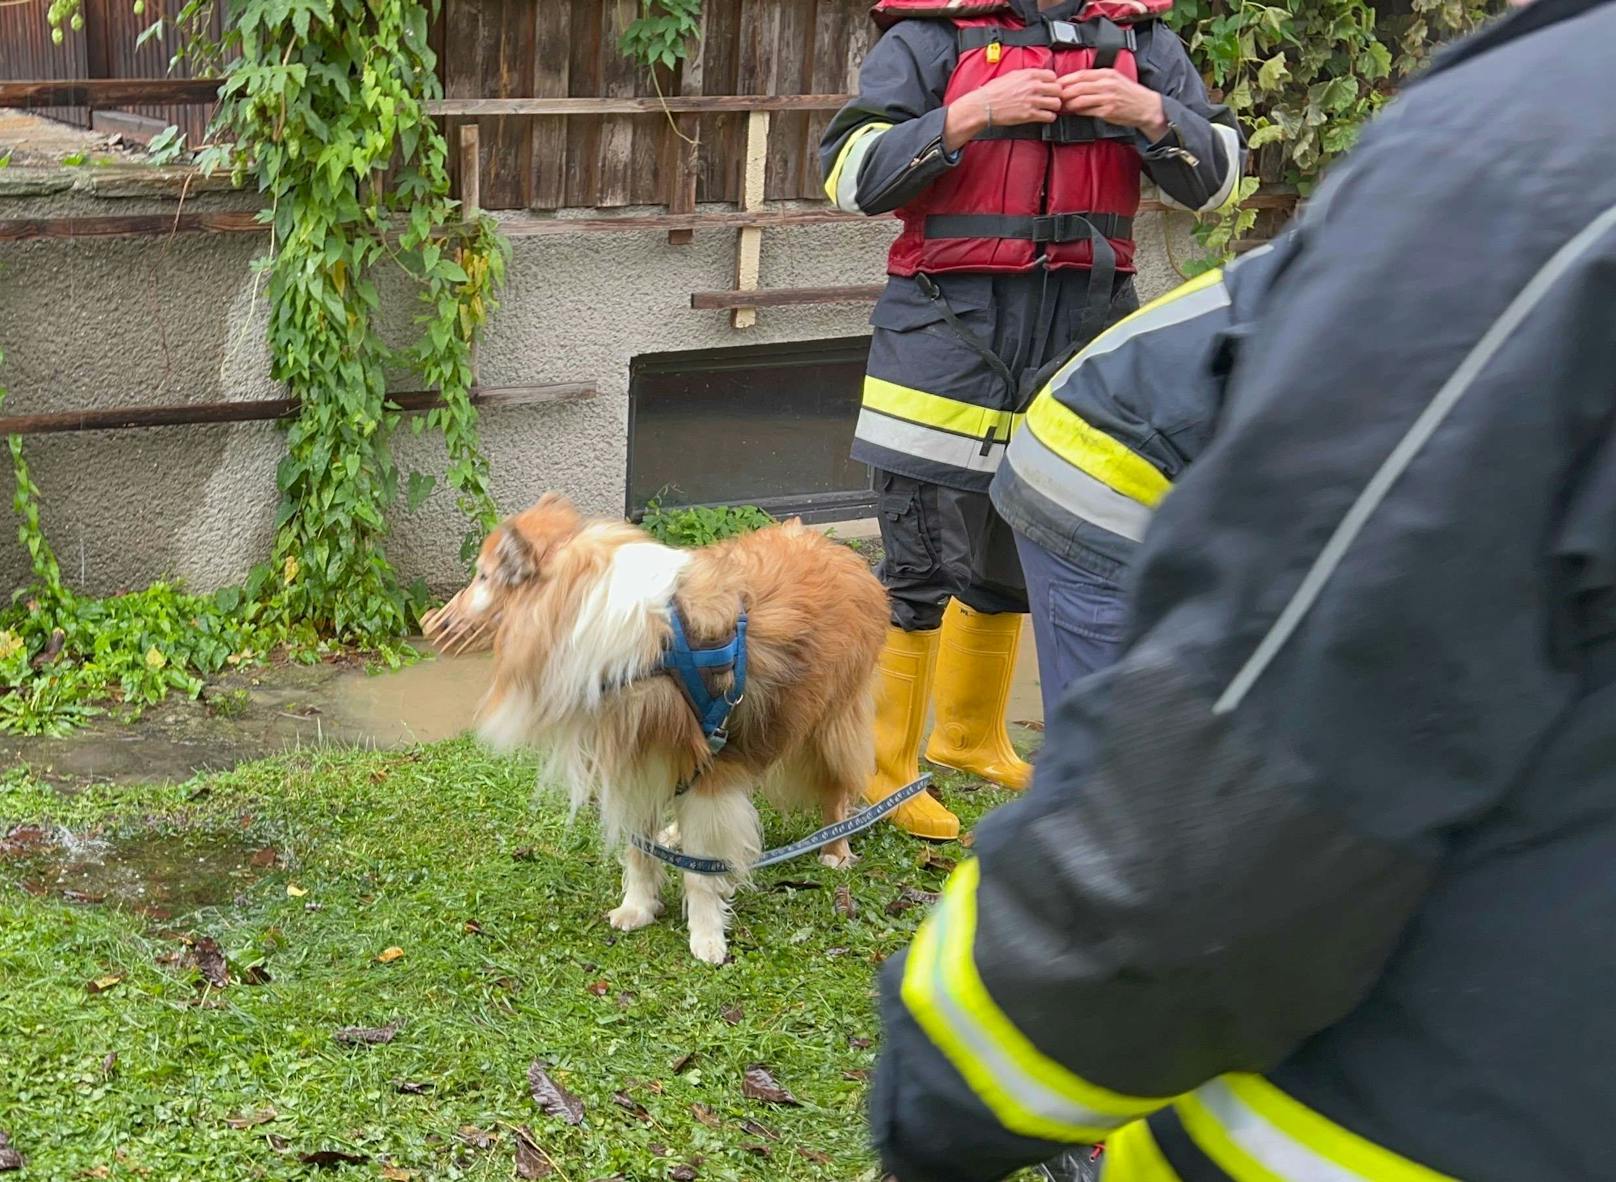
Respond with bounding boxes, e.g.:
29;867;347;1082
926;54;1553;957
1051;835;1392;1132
1042;280;1232;395
920;891;1123;1133
1192;1080;1368;1182
1154;122;1244;214
1215;199;1616;714
856;409;1007;475
833;123;889;213
1004;425;1155;542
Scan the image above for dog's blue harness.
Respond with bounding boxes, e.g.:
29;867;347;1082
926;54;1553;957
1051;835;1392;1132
662;606;748;756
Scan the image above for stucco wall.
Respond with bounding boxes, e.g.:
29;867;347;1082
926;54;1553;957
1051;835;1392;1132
0;180;1197;597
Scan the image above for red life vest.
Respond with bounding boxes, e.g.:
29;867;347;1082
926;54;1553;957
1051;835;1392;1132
871;0;1172;278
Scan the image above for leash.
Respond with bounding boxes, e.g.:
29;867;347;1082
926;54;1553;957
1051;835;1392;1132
629;775;934;876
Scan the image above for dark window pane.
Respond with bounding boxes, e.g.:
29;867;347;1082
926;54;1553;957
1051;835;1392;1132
627;335;874;521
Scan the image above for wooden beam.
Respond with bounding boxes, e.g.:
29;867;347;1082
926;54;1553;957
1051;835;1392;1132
0;78;224;108
458;124;481;217
0;384;597;437
0;193;1301;244
731;110;771;330
690;284;884;310
0;211;265;243
423;93;849;117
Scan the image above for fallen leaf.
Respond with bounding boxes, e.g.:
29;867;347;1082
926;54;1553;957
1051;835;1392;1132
379;1168;416;1181
768;879;822;892
849;1036;873;1050
463;919;484;936
741;1064;799;1106
333;1023;399;1045
225;1108;278;1130
720;1005;743;1026
690;1103;721;1129
62;889;106;905
286;884;308;898
527;1061;585;1126
921;849;958;875
298;1150;368;1169
512;847;538;862
376;947;405;964
457;1126;497;1151
742;1144;771;1157
670;1051;696;1074
1;825;50;858
194;937;230;988
834;884;857;918
267;1134;290;1153
243;963;273;986
960;832;976;849
249;847;279;868
80;1166;111;1179
669;1166;698;1182
100;1052;118;1078
391;1078;432;1095
842;1069;871;1082
513;1126;553;1179
0;1131;20;1171
885;886;940;917
648;1143;669;1158
826;946;851;958
739;1119;778;1141
86;974;124;995
611;1092;651;1123
586;978;609;997
797;1148;831;1165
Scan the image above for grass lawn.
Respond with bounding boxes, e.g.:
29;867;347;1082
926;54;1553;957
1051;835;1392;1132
0;741;1022;1181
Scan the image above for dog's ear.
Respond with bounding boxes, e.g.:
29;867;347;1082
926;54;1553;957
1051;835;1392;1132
491;527;538;587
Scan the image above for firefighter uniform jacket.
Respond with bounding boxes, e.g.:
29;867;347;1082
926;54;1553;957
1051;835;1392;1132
820;0;1241;492
871;1;1616;1179
990;240;1289;570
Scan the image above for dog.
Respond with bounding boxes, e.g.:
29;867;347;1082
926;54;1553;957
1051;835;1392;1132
421;494;888;964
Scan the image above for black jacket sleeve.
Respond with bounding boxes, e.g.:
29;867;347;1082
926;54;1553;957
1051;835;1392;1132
1133;23;1243;212
870;51;1616;1182
820;21;962;215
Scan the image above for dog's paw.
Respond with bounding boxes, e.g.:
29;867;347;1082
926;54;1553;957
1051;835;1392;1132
818;844;859;870
608;901;662;931
688;931;729;965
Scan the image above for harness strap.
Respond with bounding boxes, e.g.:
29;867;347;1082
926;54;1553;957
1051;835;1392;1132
630;775;935;876
974;116;1134;144
916;272;1020;435
957;18;1135;54
923;212;1134;243
1091;17;1129;69
664;607;748;755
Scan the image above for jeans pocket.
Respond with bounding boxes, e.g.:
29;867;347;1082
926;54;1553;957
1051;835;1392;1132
1050;574;1128;644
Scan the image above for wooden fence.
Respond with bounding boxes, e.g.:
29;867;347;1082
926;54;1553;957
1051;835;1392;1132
428;0;869;211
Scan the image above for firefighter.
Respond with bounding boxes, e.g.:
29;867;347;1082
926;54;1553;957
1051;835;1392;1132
822;0;1242;839
989;238;1287;711
871;0;1616;1178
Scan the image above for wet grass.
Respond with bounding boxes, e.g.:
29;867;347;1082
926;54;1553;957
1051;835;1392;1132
0;742;1022;1181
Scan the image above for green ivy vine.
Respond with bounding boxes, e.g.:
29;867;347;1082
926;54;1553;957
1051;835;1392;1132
8;0;510;733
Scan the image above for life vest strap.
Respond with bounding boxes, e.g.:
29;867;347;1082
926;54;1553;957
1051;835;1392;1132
956;17;1135;54
923;211;1134;244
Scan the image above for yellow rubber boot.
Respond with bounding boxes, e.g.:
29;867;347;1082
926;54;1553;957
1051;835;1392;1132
866;625;959;840
924;601;1034;792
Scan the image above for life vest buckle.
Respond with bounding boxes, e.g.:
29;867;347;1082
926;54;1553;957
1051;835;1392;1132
1046;19;1083;49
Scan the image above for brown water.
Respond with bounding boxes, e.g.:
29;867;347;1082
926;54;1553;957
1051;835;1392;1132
2;632;1039;792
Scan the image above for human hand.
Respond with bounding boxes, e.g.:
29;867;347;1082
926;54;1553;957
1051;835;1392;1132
1059;69;1169;140
944;69;1062;151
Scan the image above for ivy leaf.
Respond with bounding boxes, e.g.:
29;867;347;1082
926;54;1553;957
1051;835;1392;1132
1257;53;1289;91
406;472;435;511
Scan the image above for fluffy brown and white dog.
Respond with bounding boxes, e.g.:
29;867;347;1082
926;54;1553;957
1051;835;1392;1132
421;494;888;964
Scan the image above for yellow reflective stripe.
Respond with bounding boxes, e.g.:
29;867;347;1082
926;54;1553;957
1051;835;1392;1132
1101;1120;1186;1182
900;859;1173;1142
1024;396;1172;508
1176;1092;1289;1182
1222;1076;1457;1182
863;376;1017;440
824;120;892;205
1043;265;1227;392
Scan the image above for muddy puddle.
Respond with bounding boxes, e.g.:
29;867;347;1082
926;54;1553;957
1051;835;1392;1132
4;823;275;920
2;621;1040;793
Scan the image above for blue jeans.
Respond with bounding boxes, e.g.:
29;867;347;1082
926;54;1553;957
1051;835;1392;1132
1015;531;1134;716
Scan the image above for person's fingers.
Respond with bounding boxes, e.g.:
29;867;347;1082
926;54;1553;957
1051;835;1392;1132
1030;93;1063;110
1029;108;1059;123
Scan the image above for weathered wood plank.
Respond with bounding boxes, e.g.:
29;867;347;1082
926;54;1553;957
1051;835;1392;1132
663;4;707;243
731;109;771;329
478;0;536;210
425;94;852;115
529;0;573;210
766;0;813;200
690;284;883;309
807;1;857;200
563;0;605;208
0;78;222;107
596;0;640;207
0;212;266;242
698;0;744;203
459;125;481;215
0;385;599;437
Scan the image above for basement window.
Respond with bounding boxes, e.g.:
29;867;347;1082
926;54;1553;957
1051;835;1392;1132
627;335;874;523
